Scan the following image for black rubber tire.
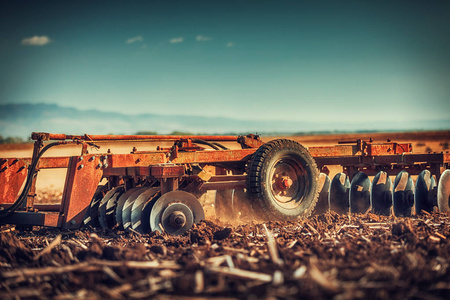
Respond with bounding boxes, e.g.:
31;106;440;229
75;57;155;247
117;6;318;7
246;139;319;220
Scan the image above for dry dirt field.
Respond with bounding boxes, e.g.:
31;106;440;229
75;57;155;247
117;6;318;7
1;131;449;299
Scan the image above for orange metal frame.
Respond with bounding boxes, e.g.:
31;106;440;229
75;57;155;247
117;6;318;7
0;132;448;229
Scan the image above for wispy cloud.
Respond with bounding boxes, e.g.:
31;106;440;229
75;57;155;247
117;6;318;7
196;35;211;42
21;36;51;46
226;42;235;47
126;36;143;44
170;37;184;43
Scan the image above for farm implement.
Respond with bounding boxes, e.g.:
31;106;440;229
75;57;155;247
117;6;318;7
1;132;449;235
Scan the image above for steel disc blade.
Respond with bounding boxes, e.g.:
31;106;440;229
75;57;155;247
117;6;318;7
82;204;92;228
349;172;371;214
115;187;142;229
415;170;437;214
87;185;107;228
150;190;205;235
371;171;392;216
105;187;124;228
141;191;161;234
437;169;450;212
329;173;350;214
313;173;330;215
122;187;147;230
393;171;414;217
99;187;124;229
131;187;159;234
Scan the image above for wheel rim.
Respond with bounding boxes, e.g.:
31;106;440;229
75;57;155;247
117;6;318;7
161;203;194;235
150;190;205;235
268;157;308;209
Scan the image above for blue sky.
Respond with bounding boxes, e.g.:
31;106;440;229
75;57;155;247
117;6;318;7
1;0;449;129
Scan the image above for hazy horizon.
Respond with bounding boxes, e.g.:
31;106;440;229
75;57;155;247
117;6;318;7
0;103;449;141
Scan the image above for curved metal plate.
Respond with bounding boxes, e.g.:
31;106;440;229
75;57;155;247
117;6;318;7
349;172;371;214
115;187;142;229
437;169;450;212
122;187;148;230
141;191;161;234
393;171;414;217
99;187;123;229
313;173;330;215
371;171;392;216
131;187;159;233
329;173;350;214
82;204;92;227
105;187;124;228
415;170;436;214
150;190;205;234
87;185;107;228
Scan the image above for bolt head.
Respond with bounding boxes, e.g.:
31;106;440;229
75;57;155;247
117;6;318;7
282;178;293;188
170;211;186;228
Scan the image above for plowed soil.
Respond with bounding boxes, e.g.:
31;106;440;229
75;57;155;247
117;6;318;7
1;131;449;299
1;212;450;299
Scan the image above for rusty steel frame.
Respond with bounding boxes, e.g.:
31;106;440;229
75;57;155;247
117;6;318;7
1;132;449;229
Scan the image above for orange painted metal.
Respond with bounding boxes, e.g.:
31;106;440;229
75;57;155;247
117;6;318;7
17;157;70;169
32;132;240;142
366;142;412;156
308;145;356;157
308;141;412;157
0;159;27;204
1;132;449;230
151;164;185;178
171;149;255;164
107;153;167;168
237;134;264;148
60;154;103;229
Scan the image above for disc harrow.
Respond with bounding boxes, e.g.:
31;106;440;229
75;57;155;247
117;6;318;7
0;132;449;235
318;168;450;216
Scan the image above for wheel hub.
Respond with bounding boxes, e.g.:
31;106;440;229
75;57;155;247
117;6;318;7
160;202;194;235
150;190;205;235
169;210;187;228
275;176;293;190
269;159;305;206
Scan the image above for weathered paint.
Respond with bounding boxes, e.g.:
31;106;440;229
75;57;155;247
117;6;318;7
0;132;448;229
60;154;103;229
0;159;27;204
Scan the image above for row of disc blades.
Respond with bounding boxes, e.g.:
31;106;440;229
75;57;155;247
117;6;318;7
83;186;205;235
315;169;450;216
